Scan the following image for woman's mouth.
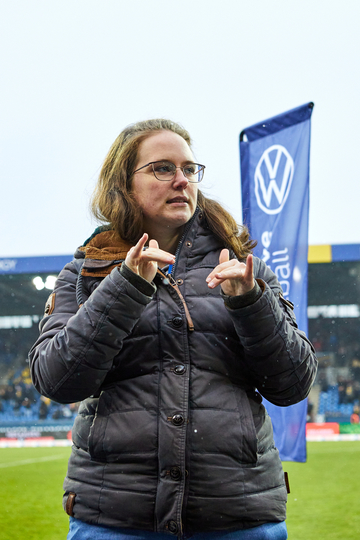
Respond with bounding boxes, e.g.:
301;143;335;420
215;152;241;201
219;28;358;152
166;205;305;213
167;197;189;205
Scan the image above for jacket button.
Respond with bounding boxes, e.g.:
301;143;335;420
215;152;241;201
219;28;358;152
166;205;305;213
174;364;186;375
170;466;181;480
167;520;178;534
172;414;185;426
186;241;192;247
171;316;183;328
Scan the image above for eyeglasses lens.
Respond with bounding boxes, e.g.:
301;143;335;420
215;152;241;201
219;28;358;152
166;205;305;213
152;162;175;180
152;161;203;182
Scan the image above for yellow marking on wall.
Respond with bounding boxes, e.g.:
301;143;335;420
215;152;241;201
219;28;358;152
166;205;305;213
308;245;332;263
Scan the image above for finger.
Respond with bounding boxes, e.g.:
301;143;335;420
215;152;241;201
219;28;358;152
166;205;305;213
213;269;246;284
126;234;148;264
214;256;252;282
144;239;174;262
219;248;229;265
125;234;148;273
206;258;237;283
131;233;148;257
148;238;159;250
209;266;246;286
209;257;255;294
207;274;227;289
141;248;175;265
207;249;230;281
245;254;253;279
214;258;254;284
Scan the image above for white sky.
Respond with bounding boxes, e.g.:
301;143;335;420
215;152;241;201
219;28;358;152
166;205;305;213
1;0;359;257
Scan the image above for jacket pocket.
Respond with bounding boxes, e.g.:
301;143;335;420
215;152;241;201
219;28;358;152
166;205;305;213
87;388;158;463
72;398;99;452
88;390;113;461
233;387;259;465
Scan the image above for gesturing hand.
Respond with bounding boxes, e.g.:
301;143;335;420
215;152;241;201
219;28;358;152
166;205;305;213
206;249;255;297
125;233;175;284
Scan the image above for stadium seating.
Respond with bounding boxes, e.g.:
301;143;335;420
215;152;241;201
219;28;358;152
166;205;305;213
317;385;356;421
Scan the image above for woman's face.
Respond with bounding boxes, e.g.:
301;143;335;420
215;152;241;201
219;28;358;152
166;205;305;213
132;130;198;239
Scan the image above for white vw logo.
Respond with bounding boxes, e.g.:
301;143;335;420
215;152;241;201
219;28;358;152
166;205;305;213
254;145;294;215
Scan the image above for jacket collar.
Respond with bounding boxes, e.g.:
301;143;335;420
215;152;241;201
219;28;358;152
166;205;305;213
79;229;133;261
78;229;133;277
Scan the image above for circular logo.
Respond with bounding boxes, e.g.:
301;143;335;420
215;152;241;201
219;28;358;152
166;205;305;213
254;145;294;215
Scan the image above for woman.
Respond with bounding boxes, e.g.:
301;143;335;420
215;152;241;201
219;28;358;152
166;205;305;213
29;119;317;540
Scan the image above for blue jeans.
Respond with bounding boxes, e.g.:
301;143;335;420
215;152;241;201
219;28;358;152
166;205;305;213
68;517;288;540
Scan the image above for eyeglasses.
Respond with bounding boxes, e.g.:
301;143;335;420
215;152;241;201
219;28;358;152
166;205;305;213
133;160;205;183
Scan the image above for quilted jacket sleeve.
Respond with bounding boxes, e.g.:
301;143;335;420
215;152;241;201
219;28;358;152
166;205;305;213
224;257;317;407
29;260;153;404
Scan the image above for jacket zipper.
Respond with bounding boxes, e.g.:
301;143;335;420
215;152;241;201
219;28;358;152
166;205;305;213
159;208;199;331
157;268;194;332
169;207;199;277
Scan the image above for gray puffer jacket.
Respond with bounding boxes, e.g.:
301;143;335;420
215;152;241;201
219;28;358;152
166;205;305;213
29;210;317;537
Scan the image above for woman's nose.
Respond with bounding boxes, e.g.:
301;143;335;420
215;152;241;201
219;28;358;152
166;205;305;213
172;168;189;188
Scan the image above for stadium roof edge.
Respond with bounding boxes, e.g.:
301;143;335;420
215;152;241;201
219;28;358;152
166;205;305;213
0;255;73;274
309;244;360;263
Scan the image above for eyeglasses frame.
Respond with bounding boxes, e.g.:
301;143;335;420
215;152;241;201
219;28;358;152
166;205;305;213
133;160;205;183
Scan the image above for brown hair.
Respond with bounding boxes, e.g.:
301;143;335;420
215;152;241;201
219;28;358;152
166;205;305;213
91;118;255;259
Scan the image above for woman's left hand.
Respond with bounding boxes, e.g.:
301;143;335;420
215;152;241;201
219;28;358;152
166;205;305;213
206;250;255;296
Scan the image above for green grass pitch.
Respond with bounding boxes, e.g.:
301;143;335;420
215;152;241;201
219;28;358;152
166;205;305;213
0;441;359;540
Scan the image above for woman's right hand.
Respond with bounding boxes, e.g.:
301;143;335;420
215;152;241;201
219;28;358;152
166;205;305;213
125;233;175;283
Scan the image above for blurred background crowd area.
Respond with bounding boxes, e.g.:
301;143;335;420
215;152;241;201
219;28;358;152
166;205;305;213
1;258;360;426
0;311;360;426
307;316;360;424
0;328;79;424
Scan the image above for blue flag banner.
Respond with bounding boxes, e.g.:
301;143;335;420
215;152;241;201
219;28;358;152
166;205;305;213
239;102;314;462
